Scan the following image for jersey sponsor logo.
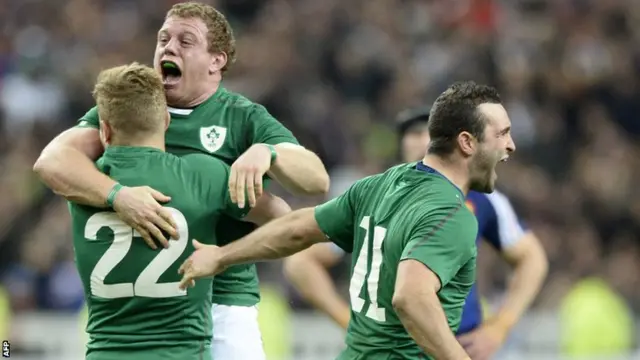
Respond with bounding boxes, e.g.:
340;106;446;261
465;200;475;214
200;125;227;153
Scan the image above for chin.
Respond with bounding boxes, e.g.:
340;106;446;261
164;87;183;106
470;178;495;194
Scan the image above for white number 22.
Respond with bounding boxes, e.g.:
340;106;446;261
84;207;189;299
349;216;387;322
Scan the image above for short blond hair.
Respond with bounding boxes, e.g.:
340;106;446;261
167;2;236;73
92;62;167;139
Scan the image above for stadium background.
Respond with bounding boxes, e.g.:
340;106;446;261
1;0;639;359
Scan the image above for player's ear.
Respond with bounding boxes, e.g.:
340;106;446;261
457;131;475;157
99;119;111;147
209;52;227;74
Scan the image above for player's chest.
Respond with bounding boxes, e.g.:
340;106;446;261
165;112;246;164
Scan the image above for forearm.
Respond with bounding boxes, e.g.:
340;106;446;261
394;292;469;360
219;208;326;267
285;257;350;329
268;144;329;195
496;248;548;329
34;145;114;207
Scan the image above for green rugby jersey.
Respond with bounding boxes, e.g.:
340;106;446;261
314;163;478;359
70;146;247;360
77;86;299;306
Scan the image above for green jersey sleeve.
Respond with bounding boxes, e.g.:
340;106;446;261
76;106;100;129
401;206;477;288
314;176;373;253
248;105;299;146
183;154;249;220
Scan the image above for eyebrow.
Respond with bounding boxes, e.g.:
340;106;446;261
499;126;511;135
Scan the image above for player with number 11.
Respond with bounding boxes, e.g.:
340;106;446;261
178;81;516;360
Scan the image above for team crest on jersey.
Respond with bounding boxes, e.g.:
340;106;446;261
199;125;227;153
465;200;475;214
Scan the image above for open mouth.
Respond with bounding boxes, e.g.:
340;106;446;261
161;60;182;86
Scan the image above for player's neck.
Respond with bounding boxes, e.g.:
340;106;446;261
110;135;166;152
421;154;470;195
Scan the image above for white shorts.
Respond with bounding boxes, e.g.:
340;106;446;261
211;303;266;360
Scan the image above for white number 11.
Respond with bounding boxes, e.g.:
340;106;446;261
349;216;387;322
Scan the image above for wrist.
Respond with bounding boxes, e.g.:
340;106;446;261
489;311;518;334
106;183;124;208
261;143;278;166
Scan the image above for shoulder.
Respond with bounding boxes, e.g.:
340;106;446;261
418;185;475;229
77;106;99;128
217;88;271;119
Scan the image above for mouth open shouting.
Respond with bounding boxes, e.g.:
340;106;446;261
161;60;182;88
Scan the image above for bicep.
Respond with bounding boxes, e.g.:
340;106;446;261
41;127;104;161
396;259;442;295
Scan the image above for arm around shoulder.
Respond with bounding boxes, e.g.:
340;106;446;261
33;126;114;207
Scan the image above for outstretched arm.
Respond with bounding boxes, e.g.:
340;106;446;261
219;207;327;265
178;207;330;286
284;244;350;329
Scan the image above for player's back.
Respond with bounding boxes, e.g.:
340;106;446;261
70;146;232;360
339;163;477;359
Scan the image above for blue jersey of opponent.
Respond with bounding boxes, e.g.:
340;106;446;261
456;190;527;334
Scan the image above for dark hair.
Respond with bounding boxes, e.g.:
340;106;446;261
427;81;501;156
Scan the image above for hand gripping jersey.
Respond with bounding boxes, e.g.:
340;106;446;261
77;87;299;307
70;147;247;360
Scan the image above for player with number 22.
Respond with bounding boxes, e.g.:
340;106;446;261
69;63;280;360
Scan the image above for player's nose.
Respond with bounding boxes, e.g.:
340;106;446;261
506;134;516;153
163;39;179;56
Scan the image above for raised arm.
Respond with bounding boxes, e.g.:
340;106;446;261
268;143;329;196
228;105;329;208
284;244;350;329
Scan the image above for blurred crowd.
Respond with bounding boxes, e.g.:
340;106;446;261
0;0;639;318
